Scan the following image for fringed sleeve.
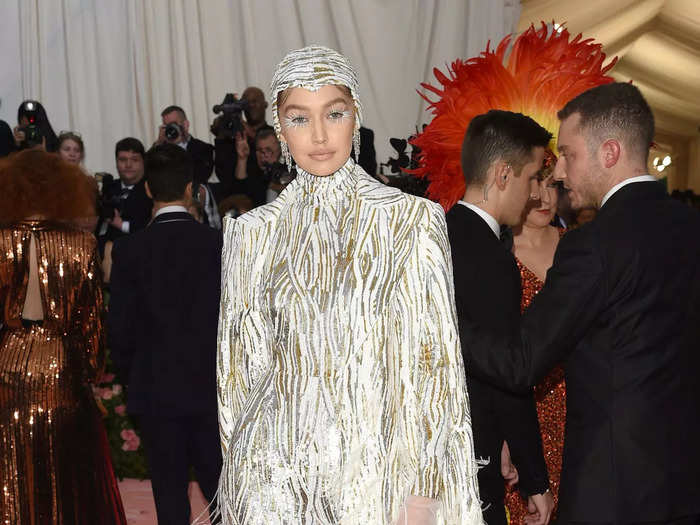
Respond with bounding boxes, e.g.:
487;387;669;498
397;201;483;524
217;217;273;456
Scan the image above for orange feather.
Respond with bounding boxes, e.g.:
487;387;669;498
410;22;617;211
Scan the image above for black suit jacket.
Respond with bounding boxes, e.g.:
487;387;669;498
187;136;215;185
108;211;222;416
447;205;549;506
357;126;377;176
460;181;700;523
99;178;153;244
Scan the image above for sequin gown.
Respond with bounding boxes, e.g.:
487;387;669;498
0;221;126;525
216;158;483;525
505;230;566;525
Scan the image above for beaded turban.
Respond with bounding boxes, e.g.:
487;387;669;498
270;45;363;165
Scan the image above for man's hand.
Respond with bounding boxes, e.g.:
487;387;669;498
109;209;124;231
13;126;25;147
155;125;167;145
235;132;250;160
525;491;554;525
500;441;519;486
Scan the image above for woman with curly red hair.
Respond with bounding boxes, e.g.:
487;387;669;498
0;150;126;524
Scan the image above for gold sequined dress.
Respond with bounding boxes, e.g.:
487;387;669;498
216;159;483;524
0;221;126;525
505;230;566;525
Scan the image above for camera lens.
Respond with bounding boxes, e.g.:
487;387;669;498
164;123;181;141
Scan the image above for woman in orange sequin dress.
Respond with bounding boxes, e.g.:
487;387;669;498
505;173;566;524
0;150;126;524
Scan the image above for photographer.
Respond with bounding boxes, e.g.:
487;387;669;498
13;100;58;152
235;128;292;205
156;105;220;229
97;138;153;254
212;87;273;206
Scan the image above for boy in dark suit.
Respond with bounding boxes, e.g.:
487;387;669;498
448;110;554;525
109;143;222;525
98;137;153;251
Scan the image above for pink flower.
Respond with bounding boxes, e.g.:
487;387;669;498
99;372;116;384
112;384;122;395
120;428;141;451
99;388;113;400
120;429;137;440
121;440;139;451
114;404;126;416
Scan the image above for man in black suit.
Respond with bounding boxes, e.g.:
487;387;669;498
158;105;221;229
461;84;700;525
98;137;153;252
449;110;554;525
109;143;223;525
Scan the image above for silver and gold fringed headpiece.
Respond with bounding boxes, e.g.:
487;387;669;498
269;45;363;166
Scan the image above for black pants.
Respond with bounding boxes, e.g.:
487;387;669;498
476;441;508;525
139;413;222;525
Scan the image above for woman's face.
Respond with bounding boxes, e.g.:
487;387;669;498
522;174;559;228
59;138;83;164
279;85;355;176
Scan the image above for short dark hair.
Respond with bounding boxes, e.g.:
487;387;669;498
161;105;187;120
255;127;277;144
115;137;145;158
461;110;552;186
557;83;654;163
144;143;193;202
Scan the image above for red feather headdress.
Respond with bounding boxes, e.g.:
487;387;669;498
410;22;618;211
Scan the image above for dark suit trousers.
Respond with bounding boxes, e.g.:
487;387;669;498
477;438;507;525
140;413;222;525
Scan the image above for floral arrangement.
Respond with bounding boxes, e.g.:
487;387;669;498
94;369;149;479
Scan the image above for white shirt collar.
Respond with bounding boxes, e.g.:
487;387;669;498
600;175;657;208
154;205;188;217
120;181;134;190
177;136;191;150
458;201;500;239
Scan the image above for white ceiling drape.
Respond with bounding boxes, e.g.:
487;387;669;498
1;0;520;175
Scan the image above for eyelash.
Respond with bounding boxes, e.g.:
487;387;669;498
283;108;352;129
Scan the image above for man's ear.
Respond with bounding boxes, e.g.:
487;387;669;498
494;160;511;191
600;139;621;169
145;181;153;199
184;181;193;200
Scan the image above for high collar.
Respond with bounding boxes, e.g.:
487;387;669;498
294;157;358;203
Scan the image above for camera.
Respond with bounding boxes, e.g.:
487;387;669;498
97;174;122;221
210;93;248;138
262;161;293;186
18;100;44;149
164;122;183;142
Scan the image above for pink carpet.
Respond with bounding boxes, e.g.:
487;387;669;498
118;479;211;525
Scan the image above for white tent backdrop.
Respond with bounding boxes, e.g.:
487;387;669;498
0;0;520;175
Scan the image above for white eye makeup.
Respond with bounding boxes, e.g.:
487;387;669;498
328;106;353;123
283;103;353;130
283;114;309;129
